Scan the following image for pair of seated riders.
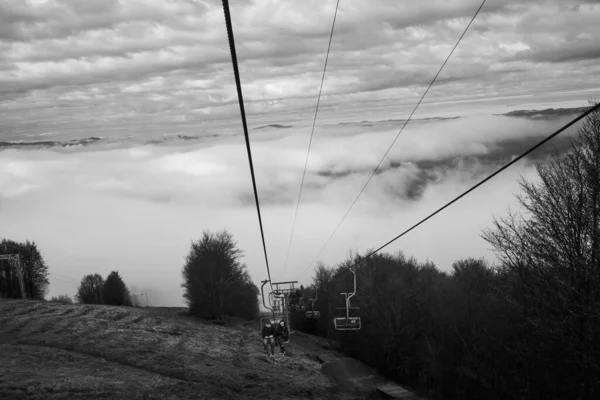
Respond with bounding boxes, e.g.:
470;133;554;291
261;320;289;356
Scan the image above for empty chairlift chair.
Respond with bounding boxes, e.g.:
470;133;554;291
294;298;305;312
305;303;321;319
333;269;361;331
272;297;285;320
293;290;305;312
289;292;304;312
305;291;321;319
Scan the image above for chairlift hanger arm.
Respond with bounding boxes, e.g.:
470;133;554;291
347;268;357;300
260;280;273;312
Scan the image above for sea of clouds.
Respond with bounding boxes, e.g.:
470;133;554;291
0;105;589;305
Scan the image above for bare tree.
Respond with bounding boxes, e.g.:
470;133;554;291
482;101;600;399
312;262;334;291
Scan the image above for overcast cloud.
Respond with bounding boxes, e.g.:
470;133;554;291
2;0;600;139
1;0;599;305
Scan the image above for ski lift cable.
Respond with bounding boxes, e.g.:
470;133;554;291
283;0;341;271
298;0;489;279
222;0;273;289
301;102;600;279
49;273;79;285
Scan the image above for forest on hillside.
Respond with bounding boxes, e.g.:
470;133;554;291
292;105;600;400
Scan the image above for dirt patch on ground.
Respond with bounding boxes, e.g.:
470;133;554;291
0;300;366;399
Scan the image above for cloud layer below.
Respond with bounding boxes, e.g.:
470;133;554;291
0;106;591;305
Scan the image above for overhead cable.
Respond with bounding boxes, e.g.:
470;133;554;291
283;0;341;270
300;0;489;277
298;102;600;278
222;0;273;286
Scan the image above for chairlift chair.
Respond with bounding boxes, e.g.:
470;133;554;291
304;291;321;319
293;297;305;312
259;280;294;341
305;302;321;319
333;269;361;331
334;305;361;330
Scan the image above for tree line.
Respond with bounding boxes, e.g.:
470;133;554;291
1;231;260;321
76;271;133;306
72;230;260;318
289;102;600;399
74;230;261;319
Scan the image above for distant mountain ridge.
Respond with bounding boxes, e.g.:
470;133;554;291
1;107;588;150
498;107;588;119
0;136;104;149
0;134;226;149
252;124;293;130
337;116;461;125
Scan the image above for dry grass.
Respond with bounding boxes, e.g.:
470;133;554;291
0;300;364;399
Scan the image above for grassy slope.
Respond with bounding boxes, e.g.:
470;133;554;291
0;300;362;400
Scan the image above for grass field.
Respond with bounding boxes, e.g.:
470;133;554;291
0;299;366;400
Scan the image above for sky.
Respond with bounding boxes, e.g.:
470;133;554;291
1;0;599;306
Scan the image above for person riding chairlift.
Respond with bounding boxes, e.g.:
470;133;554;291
275;320;289;354
262;320;276;357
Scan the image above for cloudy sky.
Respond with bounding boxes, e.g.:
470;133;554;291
1;0;599;306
